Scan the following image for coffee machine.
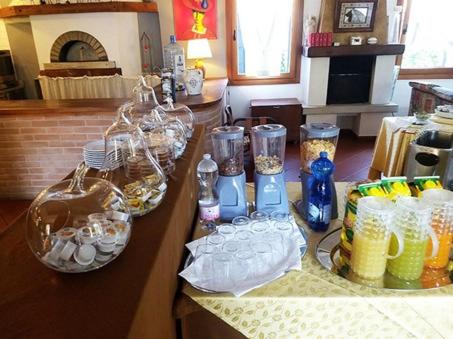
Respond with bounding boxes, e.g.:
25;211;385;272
211;126;248;221
251;124;289;214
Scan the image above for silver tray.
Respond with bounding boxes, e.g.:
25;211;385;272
316;227;453;290
184;223;309;293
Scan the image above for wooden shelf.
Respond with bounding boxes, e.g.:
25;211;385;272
0;1;158;18
303;44;405;58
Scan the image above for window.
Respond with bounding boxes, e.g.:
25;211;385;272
226;0;303;85
398;0;453;79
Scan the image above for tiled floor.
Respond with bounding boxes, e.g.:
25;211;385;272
0;131;376;233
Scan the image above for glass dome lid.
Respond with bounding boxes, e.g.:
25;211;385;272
129;76;161;123
156;97;195;139
99;103;167;217
26;162;133;273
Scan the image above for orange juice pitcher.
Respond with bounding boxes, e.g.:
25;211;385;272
421;189;453;269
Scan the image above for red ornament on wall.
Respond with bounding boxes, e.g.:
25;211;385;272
173;0;217;40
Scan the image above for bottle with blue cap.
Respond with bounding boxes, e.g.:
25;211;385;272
307;151;335;232
197;154;220;229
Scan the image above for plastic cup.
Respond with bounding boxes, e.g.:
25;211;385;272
217;224;236;239
232;216;251;227
206;233;226;246
251;221;269;234
250;211;269;221
251;241;273;276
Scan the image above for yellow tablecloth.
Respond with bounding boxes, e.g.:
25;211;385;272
182;183;453;339
368;116;453;180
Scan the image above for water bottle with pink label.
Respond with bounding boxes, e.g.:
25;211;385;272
197;154;220;230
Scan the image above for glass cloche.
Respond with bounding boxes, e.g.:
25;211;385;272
26;163;133;273
156;98;195;139
99;103;167;217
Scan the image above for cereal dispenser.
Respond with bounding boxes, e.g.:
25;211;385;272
296;123;340;221
251;124;289;214
211;126;247;221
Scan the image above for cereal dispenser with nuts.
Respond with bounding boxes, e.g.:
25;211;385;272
251;124;289;214
296;123;340;221
211;126;247;221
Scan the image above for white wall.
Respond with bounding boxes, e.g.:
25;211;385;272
0;19;10;50
29;13;141;76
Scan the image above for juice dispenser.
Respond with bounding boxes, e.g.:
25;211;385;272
297;123;340;220
251;124;288;214
211;126;247;221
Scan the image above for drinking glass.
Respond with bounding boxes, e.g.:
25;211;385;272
270;211;291;222
207;232;226;246
250;211;269;221
235;230;254;244
262;231;286;258
275;221;294;238
251;221;270;235
421;189;453;269
212;252;235;291
251;241;273;276
350;197;403;279
222;240;242;254
387;197;438;280
232;216;251;227
236;249;256;279
217;224;236;239
194;244;216;278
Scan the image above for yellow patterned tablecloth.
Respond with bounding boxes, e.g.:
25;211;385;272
182;183;453;339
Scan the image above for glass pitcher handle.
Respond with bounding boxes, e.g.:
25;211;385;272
65;162;89;194
425;226;440;259
387;227;405;260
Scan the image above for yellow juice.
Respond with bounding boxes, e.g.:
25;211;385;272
387;236;428;280
425;233;452;269
351;231;391;279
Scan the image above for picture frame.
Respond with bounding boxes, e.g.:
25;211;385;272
334;0;378;33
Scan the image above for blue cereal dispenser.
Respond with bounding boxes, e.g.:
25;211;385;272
211;126;248;221
251;124;289;214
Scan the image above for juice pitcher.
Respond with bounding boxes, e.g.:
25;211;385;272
421;189;453;269
350;197;404;279
387;196;439;280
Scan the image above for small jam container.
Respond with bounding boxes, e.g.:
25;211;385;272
113;221;130;245
149;191;164;205
59;241;77;261
74;244;96;266
95;251;113;263
97;226;119;252
88;213;107;223
43;240;65;265
99;219;113;228
158;182;167;192
77;226;101;245
56;227;78;242
105;210;130;222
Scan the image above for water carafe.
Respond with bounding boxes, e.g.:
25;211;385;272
197;154;220;229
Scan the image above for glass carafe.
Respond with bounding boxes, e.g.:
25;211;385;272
350;196;403;279
387;196;438;280
99;103;167;217
26;162;133;273
421;189;453;269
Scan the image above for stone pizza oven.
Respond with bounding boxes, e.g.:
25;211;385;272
50;31;108;63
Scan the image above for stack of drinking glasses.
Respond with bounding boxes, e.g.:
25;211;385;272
180;211;306;296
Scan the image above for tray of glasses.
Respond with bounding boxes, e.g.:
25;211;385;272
183;221;309;294
316;228;453;290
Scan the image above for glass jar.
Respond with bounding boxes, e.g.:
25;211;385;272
26;163;133;273
156;98;195;139
99;103;167;217
300;123;340;174
211;126;244;176
251;124;286;175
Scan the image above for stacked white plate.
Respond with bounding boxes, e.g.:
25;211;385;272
83;140;122;170
431;105;453;125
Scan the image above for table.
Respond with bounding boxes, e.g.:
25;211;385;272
180;182;453;339
0;125;205;339
368;116;453;180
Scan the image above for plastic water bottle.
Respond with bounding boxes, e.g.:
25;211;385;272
197;154;220;230
163;35;185;90
307;151;335;232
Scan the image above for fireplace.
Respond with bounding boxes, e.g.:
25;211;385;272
326;55;375;104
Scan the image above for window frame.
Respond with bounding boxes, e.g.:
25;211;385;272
226;0;303;86
397;0;453;79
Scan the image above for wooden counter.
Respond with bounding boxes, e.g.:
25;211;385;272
0;125;205;339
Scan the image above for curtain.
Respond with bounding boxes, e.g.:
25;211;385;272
38;74;161;100
237;0;293;77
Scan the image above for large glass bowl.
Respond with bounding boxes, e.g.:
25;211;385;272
26;163;133;273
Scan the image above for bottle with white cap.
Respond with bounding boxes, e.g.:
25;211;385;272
197;154;220;229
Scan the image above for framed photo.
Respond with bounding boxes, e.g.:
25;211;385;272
334;0;378;32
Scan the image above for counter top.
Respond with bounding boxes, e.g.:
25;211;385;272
0;125;205;339
0;78;228;114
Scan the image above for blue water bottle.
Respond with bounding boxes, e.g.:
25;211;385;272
307;151;335;232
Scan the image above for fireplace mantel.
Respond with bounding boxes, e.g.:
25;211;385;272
0;2;158;19
303;44;405;58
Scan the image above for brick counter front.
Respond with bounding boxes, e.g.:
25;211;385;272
0;112;116;198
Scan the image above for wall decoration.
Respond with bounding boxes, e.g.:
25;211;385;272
334;0;378;32
173;0;217;40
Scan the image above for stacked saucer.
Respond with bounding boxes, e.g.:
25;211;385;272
83;140;122;170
